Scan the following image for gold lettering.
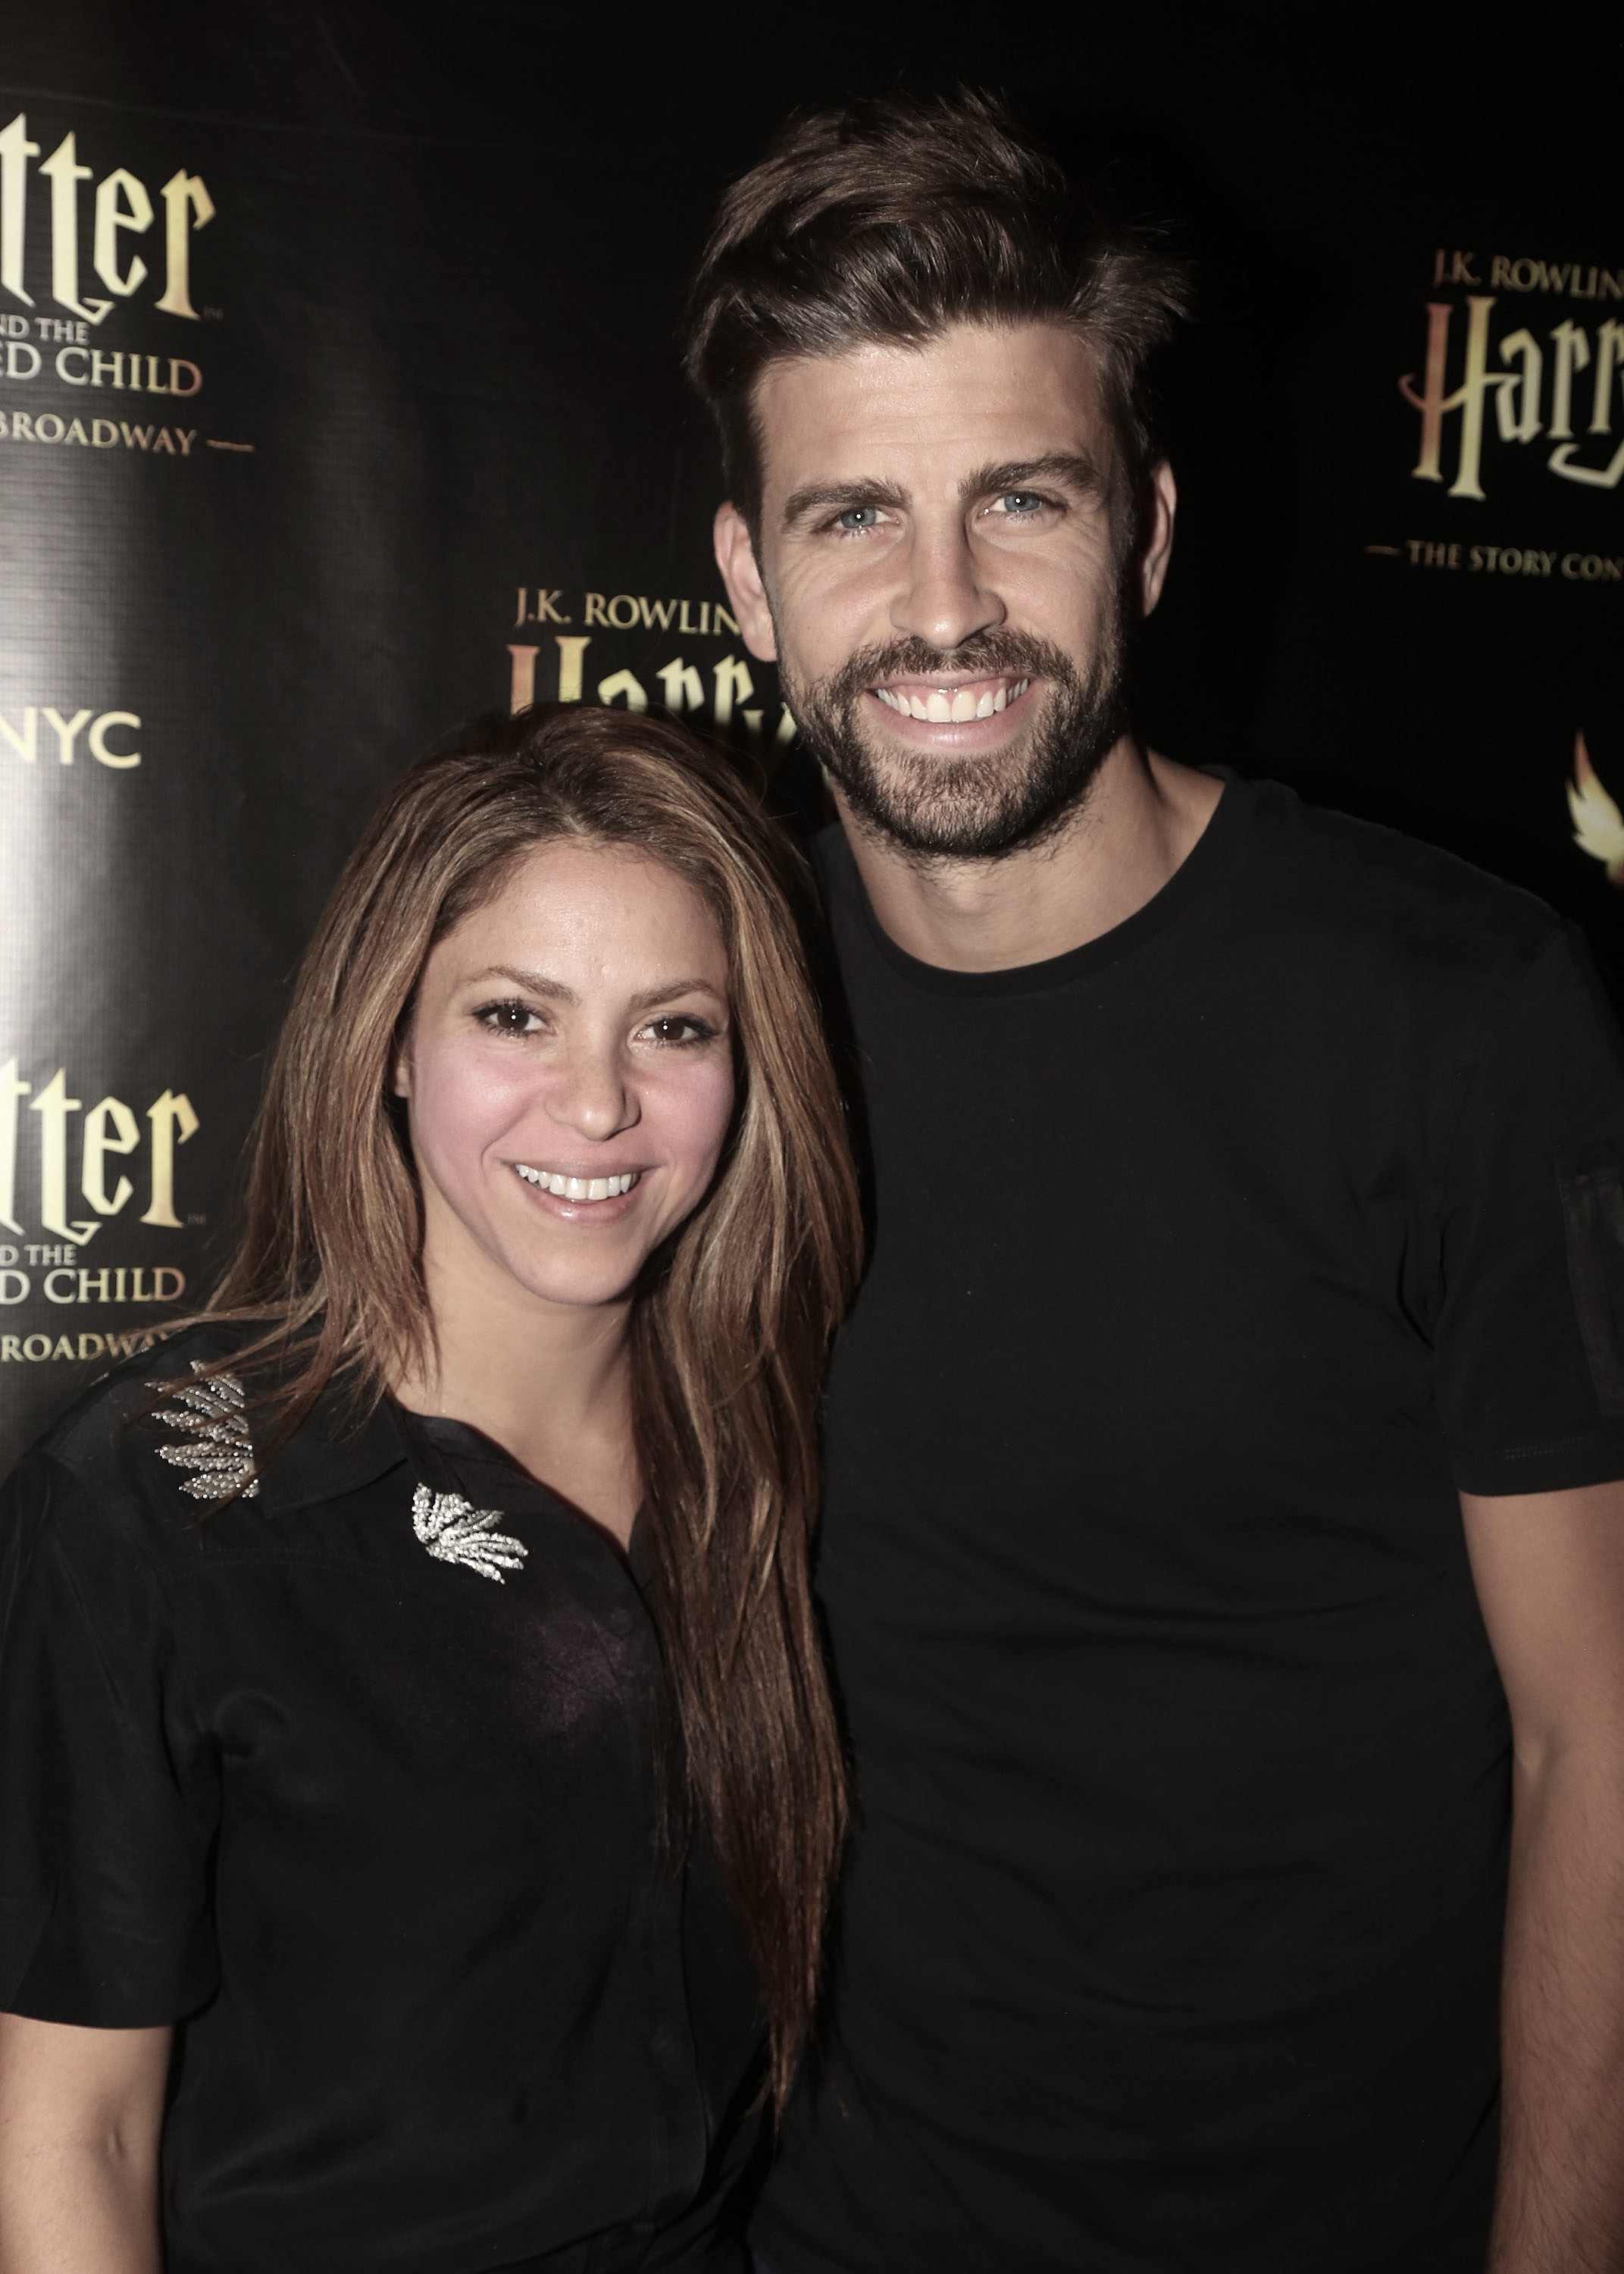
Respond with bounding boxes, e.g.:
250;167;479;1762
43;705;92;763
555;635;590;703
712;653;754;728
1399;297;1507;499
31;1070;98;1242
88;710;140;766
596;669;647;710
507;643;539;714
655;658;703;714
0;1059;30;1233
82;1094;139;1214
155;169;214;319
39;133;93;318
0;706;36;762
142;1088;199;1226
0;113;41;308
92;167;152;297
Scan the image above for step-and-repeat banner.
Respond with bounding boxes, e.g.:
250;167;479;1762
0;22;1618;1472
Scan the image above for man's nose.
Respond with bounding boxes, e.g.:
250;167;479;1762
890;520;1004;653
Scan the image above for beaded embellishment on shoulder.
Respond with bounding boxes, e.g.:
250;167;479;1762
155;1364;260;1502
411;1484;527;1583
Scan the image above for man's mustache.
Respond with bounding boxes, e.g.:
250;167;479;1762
819;632;1078;701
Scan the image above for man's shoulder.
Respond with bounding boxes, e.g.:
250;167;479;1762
812;785;1568;991
1236;775;1567;985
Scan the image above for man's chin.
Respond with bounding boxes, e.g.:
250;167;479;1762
793;637;1127;861
823;731;1087;863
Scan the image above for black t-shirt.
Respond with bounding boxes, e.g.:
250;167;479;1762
754;778;1624;2274
0;1327;762;2274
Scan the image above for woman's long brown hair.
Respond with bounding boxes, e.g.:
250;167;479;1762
205;703;861;2106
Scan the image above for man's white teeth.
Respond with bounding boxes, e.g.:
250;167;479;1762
515;1164;637;1200
876;678;1029;721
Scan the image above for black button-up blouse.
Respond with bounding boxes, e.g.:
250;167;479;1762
0;1326;762;2274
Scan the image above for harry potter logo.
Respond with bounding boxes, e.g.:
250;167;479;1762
1402;295;1624;500
0;111;213;326
0;1061;197;1243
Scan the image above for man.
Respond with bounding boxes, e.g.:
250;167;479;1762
685;91;1624;2274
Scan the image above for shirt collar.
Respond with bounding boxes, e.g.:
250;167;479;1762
253;1382;411;1516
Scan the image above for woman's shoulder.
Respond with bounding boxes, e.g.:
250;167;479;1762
2;1320;266;1545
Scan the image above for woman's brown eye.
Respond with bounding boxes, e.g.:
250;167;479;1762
478;1001;535;1035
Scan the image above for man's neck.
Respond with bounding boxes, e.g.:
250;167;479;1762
834;734;1225;973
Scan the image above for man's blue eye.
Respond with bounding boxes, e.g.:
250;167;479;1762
837;506;881;529
1000;493;1042;513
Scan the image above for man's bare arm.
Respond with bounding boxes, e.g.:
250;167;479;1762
1461;1478;1624;2274
0;2012;170;2274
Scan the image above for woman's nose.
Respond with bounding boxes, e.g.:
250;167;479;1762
548;1039;637;1141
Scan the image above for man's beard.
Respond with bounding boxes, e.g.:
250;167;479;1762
784;621;1128;863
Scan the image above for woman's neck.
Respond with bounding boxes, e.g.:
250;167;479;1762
393;1258;640;1548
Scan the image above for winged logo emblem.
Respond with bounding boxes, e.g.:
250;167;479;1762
155;1365;260;1501
1567;731;1624;886
411;1484;528;1583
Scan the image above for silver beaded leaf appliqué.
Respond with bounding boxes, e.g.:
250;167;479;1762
411;1485;528;1583
155;1365;260;1502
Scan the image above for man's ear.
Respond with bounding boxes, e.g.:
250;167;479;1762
713;503;778;663
1137;459;1178;619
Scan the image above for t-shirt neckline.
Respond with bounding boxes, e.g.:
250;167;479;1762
842;769;1251;998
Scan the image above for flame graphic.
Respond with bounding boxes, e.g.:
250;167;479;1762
1567;732;1624;886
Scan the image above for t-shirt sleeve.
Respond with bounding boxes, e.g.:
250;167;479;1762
0;1445;220;2024
1437;924;1624;1494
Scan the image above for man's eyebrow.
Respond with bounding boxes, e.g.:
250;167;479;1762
781;477;909;529
779;456;1106;529
961;453;1106;504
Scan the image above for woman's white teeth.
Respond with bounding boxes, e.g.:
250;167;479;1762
515;1165;636;1200
878;678;1028;721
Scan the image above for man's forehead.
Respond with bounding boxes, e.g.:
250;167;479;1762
753;321;1109;505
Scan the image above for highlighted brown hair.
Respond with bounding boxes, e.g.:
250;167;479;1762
683;88;1191;533
208;703;861;2105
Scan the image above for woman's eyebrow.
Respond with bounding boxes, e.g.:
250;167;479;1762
468;964;578;1002
466;966;724;1015
626;979;728;1013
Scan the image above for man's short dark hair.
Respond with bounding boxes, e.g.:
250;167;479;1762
682;89;1192;534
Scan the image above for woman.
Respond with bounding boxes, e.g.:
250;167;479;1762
0;704;860;2274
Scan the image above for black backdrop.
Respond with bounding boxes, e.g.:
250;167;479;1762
0;0;1619;1471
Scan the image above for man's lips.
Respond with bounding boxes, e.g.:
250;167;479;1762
869;673;1034;724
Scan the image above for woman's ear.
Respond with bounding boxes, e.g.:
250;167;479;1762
392;1045;411;1101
